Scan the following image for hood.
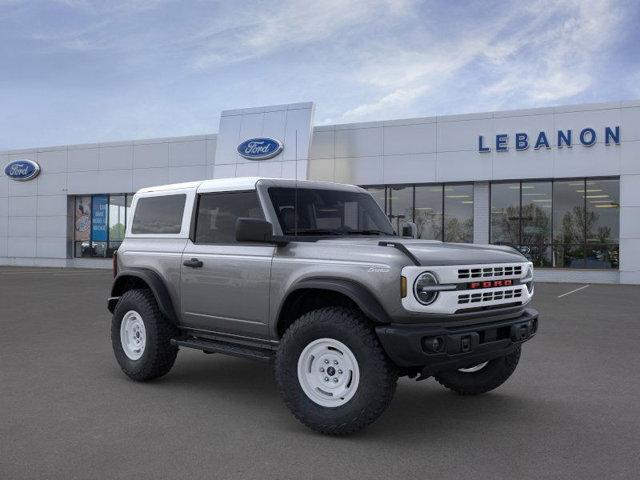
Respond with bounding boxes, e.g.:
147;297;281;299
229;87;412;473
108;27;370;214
315;237;527;266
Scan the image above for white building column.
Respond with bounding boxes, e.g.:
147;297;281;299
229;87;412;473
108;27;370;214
619;173;640;284
473;181;489;244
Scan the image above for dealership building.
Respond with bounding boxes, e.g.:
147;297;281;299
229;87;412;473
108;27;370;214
1;100;639;284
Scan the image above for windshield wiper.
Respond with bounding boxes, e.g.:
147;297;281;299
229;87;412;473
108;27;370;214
342;230;390;235
292;229;391;236
291;229;343;236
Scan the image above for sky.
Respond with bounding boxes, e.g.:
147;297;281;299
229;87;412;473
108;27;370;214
1;0;639;150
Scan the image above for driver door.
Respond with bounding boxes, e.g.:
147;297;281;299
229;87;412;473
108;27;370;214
180;190;274;339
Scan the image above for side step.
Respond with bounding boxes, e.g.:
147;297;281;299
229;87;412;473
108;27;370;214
170;337;274;363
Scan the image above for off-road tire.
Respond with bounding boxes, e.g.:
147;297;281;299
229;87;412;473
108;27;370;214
111;289;178;381
275;307;398;435
434;347;521;395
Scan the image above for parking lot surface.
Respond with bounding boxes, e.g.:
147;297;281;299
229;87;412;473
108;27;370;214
1;267;639;479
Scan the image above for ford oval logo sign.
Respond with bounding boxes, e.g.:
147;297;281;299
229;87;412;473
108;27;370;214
237;137;283;160
4;159;41;181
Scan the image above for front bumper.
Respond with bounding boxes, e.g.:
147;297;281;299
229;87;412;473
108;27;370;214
375;308;538;372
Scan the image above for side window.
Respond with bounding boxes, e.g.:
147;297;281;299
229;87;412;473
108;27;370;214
195;191;264;244
131;194;186;234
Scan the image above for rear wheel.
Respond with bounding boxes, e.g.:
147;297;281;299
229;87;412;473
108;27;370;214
111;289;178;381
434;347;521;395
275;307;397;435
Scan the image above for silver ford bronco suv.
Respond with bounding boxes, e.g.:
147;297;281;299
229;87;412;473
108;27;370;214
108;177;538;435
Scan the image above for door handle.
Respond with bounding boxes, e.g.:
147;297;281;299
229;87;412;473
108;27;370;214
183;258;203;268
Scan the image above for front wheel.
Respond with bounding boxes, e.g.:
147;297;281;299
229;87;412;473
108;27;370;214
275;307;398;435
434;347;521;395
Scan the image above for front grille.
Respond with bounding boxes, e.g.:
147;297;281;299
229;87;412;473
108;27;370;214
458;265;523;279
458;288;523;305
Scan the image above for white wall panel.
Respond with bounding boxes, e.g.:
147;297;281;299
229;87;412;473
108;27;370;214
99;144;133;170
8;196;37;217
37;195;67;217
620;140;640;175
36;237;67;258
282;106;314;162
438;118;493;152
620;175;640;206
383;153;436;184
335;156;383;185
235;162;260;177
554;108;622;144
37;215;67;237
132;168;169;191
8;217;36;237
309;130;335;159
7;237;36;257
308;158;335;181
258;161;283;178
169;140;206;167
213;164;236;178
335;127;382;158
436;151;492;182
620;106;640;142
68;147;99;172
215;114;243;165
37;173;67;195
133;142;169;169
492;145;554;180
68;170;133;194
383;123;436;155
8;178;37;196
168;165;207;183
239;112;265;140
37;149;67;173
553;142;620;178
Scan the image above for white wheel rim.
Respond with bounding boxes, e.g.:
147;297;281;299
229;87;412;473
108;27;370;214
458;362;488;373
120;310;147;361
297;338;360;408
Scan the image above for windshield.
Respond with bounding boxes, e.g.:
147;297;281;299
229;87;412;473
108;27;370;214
268;187;395;236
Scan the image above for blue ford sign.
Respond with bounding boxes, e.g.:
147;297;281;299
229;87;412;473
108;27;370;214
478;126;620;152
4;159;41;181
237;137;283;160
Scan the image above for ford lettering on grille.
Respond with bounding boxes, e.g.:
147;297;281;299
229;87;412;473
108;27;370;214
468;279;513;289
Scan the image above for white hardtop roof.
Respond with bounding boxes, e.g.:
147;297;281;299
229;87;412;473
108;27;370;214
136;177;363;195
137;177;262;194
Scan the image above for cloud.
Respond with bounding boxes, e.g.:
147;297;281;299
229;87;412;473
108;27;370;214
481;0;622;104
334;0;626;122
191;0;413;70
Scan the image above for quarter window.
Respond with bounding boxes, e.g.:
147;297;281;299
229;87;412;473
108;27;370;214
194;191;264;244
131;194;186;234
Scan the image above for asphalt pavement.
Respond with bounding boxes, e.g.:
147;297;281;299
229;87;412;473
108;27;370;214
1;267;639;479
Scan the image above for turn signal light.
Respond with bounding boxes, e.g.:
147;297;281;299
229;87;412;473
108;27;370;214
400;276;407;298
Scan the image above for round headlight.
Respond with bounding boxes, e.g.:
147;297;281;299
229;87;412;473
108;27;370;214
524;266;534;293
414;272;439;305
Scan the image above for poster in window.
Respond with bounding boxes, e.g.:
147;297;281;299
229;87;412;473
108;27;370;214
75;196;91;241
92;194;108;242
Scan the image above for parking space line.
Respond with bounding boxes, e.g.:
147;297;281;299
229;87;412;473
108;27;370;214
557;284;590;298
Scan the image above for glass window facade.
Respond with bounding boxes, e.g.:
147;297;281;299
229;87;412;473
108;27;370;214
74;193;135;258
363;183;474;242
490;178;619;269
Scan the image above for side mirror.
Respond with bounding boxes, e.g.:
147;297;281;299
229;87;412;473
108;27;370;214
401;222;417;239
236;218;274;243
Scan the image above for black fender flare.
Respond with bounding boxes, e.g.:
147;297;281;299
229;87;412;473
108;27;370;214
108;268;178;323
279;277;391;325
